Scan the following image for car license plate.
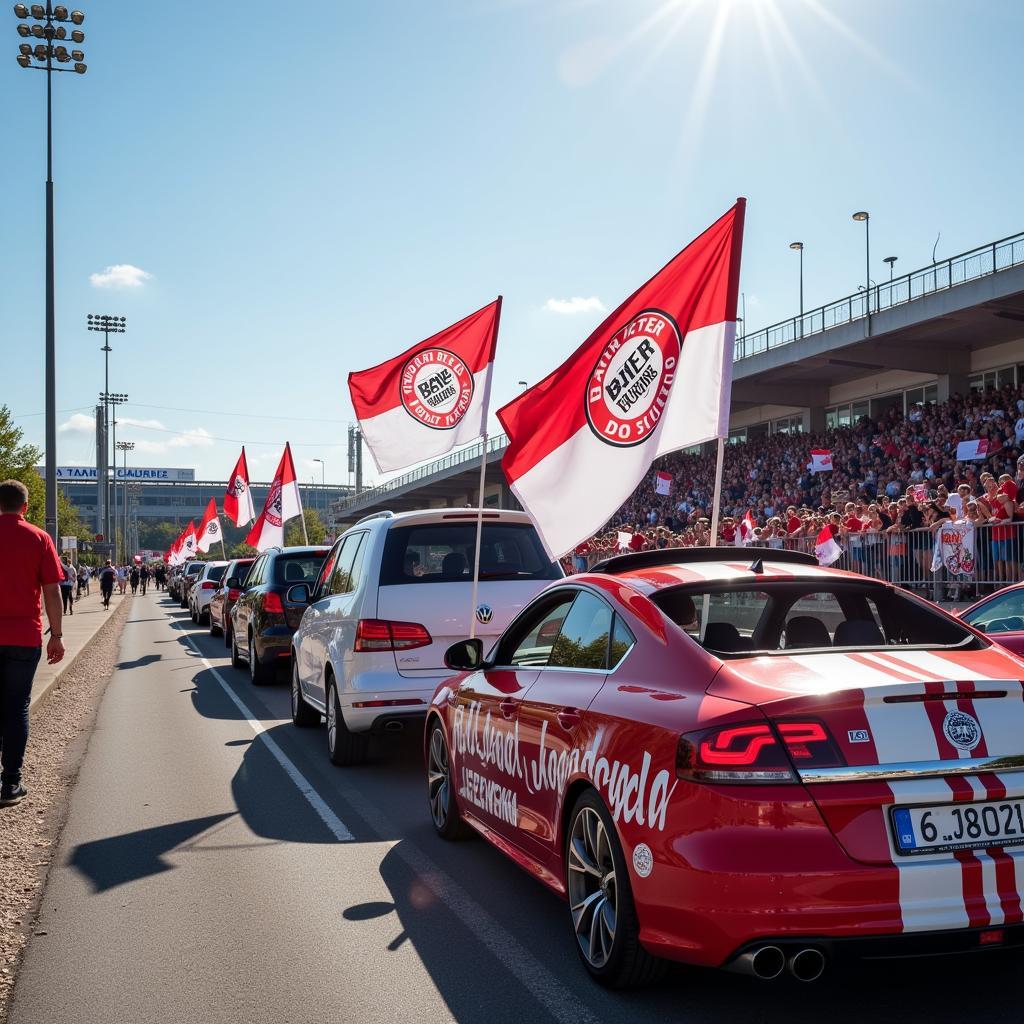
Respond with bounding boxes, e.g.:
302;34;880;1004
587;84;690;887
891;800;1024;856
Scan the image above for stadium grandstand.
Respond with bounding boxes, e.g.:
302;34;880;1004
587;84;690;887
330;230;1024;592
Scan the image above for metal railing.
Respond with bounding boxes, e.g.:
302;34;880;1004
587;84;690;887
333;433;509;513
735;231;1024;361
574;521;1024;602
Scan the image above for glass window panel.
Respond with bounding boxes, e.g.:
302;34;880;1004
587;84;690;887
549;593;613;670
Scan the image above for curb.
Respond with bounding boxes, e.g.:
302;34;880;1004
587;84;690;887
29;596;131;715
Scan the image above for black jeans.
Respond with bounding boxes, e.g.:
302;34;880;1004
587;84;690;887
0;645;41;787
61;585;74;613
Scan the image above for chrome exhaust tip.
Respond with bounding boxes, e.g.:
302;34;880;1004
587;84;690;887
729;945;786;980
788;947;826;982
384;720;405;733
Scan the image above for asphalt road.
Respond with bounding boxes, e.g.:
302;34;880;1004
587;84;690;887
10;594;1023;1024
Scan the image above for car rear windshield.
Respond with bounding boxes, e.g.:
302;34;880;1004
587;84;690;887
380;522;562;586
652;580;980;657
273;554;326;586
206;565;227;582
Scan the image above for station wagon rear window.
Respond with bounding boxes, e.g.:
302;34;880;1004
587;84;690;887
380;523;562;585
652;581;980;656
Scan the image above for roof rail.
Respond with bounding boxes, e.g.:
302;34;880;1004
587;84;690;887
354;510;395;527
589;545;818;575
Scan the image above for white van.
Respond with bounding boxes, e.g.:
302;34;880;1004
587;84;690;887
288;509;563;765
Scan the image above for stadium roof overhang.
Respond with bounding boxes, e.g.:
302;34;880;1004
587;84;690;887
730;263;1024;409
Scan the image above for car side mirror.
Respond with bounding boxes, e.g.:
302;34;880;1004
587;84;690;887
445;638;484;671
226;576;239;589
286;583;312;605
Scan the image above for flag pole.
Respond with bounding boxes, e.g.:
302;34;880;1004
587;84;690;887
468;295;502;642
287;442;309;545
708;435;726;549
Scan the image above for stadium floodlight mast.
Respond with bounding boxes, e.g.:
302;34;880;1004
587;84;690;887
14;2;87;543
852;211;871;324
90;315;126;537
789;242;804;336
100;391;127;556
115;440;134;564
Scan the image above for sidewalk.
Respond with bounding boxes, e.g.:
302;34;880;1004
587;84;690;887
32;586;131;712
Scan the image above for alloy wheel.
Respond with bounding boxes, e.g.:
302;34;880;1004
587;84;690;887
427;728;450;830
327;686;338;754
567;806;618;969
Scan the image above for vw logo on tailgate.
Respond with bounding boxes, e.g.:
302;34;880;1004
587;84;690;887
475;604;493;625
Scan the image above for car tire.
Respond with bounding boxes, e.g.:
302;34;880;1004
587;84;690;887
224;619;232;649
190;605;198;623
230;627;245;670
564;789;665;989
291;660;320;728
248;632;274;686
426;719;472;840
209;611;222;637
326;680;368;766
180;596;187;609
198;608;209;626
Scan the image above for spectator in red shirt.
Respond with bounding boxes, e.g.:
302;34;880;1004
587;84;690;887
0;480;65;807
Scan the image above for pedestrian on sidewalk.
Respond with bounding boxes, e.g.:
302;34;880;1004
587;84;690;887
0;479;65;808
98;560;116;609
59;557;76;615
116;565;127;595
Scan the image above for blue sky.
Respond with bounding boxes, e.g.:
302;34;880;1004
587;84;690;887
3;0;1023;486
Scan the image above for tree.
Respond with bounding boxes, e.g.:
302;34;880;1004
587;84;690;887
0;405;44;525
285;508;326;546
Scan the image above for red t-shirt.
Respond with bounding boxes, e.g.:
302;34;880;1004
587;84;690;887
844;516;863;532
0;514;65;647
628;533;646;552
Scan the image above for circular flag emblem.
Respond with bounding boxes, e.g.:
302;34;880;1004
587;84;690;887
584;310;681;447
230;474;247;497
265;481;283;528
400;348;475;430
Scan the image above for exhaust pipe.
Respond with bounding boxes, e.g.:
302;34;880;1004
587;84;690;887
728;945;785;980
384;720;405;733
788;948;826;982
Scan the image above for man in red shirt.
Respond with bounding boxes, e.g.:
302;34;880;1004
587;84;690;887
0;480;65;807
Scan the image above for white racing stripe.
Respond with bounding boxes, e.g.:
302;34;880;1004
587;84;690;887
176;624;354;842
175;621;602;1024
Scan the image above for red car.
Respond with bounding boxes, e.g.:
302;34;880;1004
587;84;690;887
425;546;1024;987
958;583;1024;658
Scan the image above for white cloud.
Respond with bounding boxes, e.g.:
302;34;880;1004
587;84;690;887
58;412;96;435
168;428;214;449
119;416;166;430
89;264;153;289
544;296;607;315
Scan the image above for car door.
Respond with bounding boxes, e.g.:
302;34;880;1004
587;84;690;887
234;554;266;643
451;590;577;846
514;590;619;864
962;587;1024;657
303;533;367;708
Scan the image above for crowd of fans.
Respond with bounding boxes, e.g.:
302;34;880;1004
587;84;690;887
570;382;1024;587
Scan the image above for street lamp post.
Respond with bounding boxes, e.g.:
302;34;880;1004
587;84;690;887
883;255;897;282
789;242;804;337
13;3;87;543
115;440;134;563
852;211;870;327
89;314;125;542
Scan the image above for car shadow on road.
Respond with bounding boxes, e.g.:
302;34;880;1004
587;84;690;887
116;653;162;671
68;813;236;893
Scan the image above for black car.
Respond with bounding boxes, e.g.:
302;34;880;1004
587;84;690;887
230;546;329;685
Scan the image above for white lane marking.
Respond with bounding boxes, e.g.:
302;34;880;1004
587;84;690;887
176;625;354;842
174;622;601;1024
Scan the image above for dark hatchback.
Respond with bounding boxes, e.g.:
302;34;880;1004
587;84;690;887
209;557;256;641
230;546;329;685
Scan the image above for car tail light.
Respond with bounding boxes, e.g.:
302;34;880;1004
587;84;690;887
228;588;241;600
263;592;285;615
354;619;432;652
201;581;217;590
676;719;844;784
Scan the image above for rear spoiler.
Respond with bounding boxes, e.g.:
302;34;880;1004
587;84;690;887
590;546;818;575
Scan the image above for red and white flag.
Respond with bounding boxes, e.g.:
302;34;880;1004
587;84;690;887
196;498;224;553
738;509;757;545
179;520;198;564
956;438;988;461
245;442;303;552
497;202;745;557
224;447;255;527
348;298;502;474
808;449;833;473
815;526;843;566
653;470;672;496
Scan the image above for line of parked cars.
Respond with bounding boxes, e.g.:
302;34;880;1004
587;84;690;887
168;511;1024;990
